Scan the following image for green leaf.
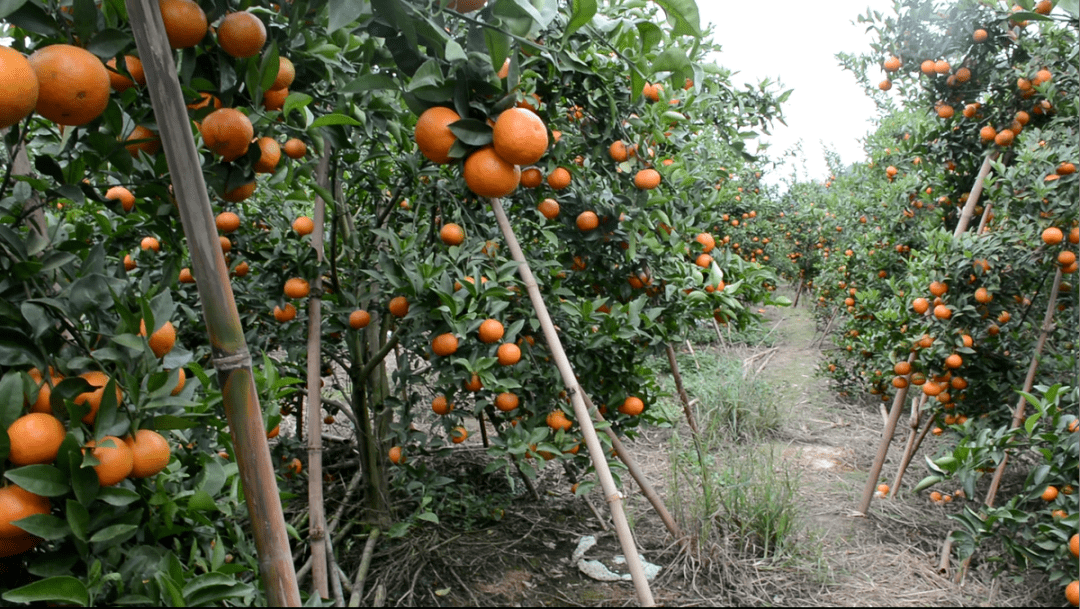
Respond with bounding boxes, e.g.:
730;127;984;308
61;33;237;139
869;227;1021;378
0;0;30;21
652;0;701;37
0;371;23;430
96;486;140;506
5;0;58;35
89;523;138;543
13;513;70;540
448;118;493;146
2;576;88;606
86;28;132;59
912;474;942;493
405;59;443;92
282;92;314;121
188;489;219;512
444;39;467;63
565;0;596;37
328;0;364;33
66;499;90;541
150;415;197;430
5;464;68;497
1060;0;1079;17
310;113;362;128
342;73;397;94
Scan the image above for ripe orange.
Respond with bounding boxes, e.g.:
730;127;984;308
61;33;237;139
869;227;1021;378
160;0;208;48
979;125;997;142
440;222;465;245
292;216;315;235
912;297;930;314
75;371;121;424
450;426;468;444
537;198;559;219
933;304;951;320
171;368;186;396
124;124;160;158
106;186;136;212
414;106;460;164
283;138;307;159
139;319;177;358
1067;580;1079;608
944;354;963;369
936;104;954;119
464;146;520;198
140;236;161;252
217;11;267;58
178;267;195;284
106;55;145;92
894;361;912;376
547;166;571;190
619;396;644;416
431;395;453;416
216;211;241;233
878;79;892;91
220;181;256;203
520;167;543;188
1060;251;1077;266
432;333;459;357
6;413;65;466
253;136;282;173
929;281;947;297
446;0;487;13
974;287;992;304
883;56;901;72
25;368;61;415
998;310;1011;324
388;446;405;465
1042;485;1059;501
493;107;547;166
642;82;662;102
1070;533;1078;558
284;278;310;299
349;310;371;330
695;232;716;252
695;253;712;268
920;59;935;75
634;168;661;190
28;44;110;126
188;91;222;112
576;211;599;231
388;296;409;318
495;392;519;412
86;436;134;486
478;319;504;343
0;484;50;539
934;60;950;74
263;87;288;112
464;374;483;392
0;47;38;130
271;57;295;91
994;129;1014;147
200;108;254;162
497;343;521;366
125;429;171;478
546;410;572;432
609;141;630;162
1071;227;1080;245
973;29;988;42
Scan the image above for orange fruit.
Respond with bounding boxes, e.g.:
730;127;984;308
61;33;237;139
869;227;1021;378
1060;251;1077;266
349;310;371;330
267;424;280;439
216;11;266;58
450;426;468;444
179;267;195;284
1058;162;1077;176
464;146;520;198
695;232;716;252
106;55;145;92
609;141;630;162
973;29;987;42
274;305;297;324
25;368;62;414
171;368;186;396
388;296;409;318
432;333;459;357
0;484;50;538
520;166;543;188
75;371;121;424
883;56;901;72
431;395;453;415
1070;533;1078;558
944;354;963;369
6;413;65;466
877;483;889;494
1072;227;1080;245
187;91;222;112
263;87;288;112
929;281;948;297
253;137;282;173
388;446;405;465
495;392;519;412
894;361;912;376
271;57;295;91
125;429;171;478
493;107;547;166
994;129;1014;147
912;297;930;314
1042;485;1059;501
0;46;38;130
634;168;661;190
920;59;935;75
200;108;254;162
220;180;256;203
446;0;487;13
478;319;504;343
497;343;521;366
124;124;161;158
974;287;992;303
934;60;950;74
464;374;483;392
216;211;241;233
933;304;951;319
159;0;208;48
106;186;136;212
139;319;177;358
440;222;465;245
619;396;644;416
292;216;315;235
283;138;307;159
695;253;712;268
642;82;662;102
1067;581;1079;608
576;211;599;231
998;310;1011;324
284;277;310;299
28;44;110;126
936;104;954;119
414;106;460;164
85;436;134;487
537;198;560;219
979;125;997;142
546;410;572;432
547;166;571;190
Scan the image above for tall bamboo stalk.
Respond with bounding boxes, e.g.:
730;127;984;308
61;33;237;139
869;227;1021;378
953;151;999;237
890;400;935;498
856;352;915;515
490;197;655;606
126;0;299;603
305;150;332;598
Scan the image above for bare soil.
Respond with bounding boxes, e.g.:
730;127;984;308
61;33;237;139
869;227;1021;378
318;290;1051;606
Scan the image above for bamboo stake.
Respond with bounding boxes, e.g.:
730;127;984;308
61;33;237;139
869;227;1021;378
349;528;380;607
665;344;700;435
953;151;999;237
890;401;935;498
306;150;332;599
490;197;655;606
125;1;299;603
856;352;916;515
976;202;993;234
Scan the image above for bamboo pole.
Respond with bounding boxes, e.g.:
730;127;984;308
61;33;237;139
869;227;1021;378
953;151;998;237
856;352;915;515
490;197;655;606
125;1;300;604
305;150;332;599
890;402;935;498
976;202;993;234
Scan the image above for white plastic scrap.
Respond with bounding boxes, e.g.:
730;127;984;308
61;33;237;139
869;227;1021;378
572;535;661;582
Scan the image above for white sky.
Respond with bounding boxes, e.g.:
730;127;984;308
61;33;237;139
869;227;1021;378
698;0;897;185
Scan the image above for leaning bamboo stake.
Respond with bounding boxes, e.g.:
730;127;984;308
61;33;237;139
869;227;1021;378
976;202;993;234
490;197;655;606
126;0;300;604
954;267;1063;583
305;150;332;599
665;344;700;435
890;401;936;498
856;352;916;515
953;151;999;237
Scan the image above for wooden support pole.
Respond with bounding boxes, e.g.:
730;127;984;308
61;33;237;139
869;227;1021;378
856;352;915;515
125;1;300;604
890;399;935;498
953;151;999;237
490;197;655;606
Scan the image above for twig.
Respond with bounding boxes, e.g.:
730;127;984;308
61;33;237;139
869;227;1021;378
753;350;778;376
349;528;380;607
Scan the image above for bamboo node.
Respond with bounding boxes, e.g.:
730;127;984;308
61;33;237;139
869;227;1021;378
308;524;326;541
604;491;624;504
213;350;252;372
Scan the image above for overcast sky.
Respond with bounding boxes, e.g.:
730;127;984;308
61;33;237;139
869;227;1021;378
697;0;897;186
